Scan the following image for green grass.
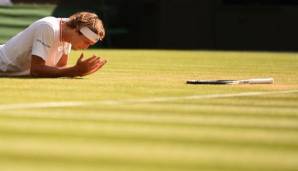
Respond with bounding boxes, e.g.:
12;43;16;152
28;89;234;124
0;4;55;43
0;50;298;171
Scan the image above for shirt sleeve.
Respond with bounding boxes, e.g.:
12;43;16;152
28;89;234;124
31;24;55;61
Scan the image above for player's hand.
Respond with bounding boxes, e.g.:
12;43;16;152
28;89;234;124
80;57;107;77
74;53;107;77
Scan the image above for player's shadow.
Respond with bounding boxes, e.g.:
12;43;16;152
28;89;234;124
0;76;84;79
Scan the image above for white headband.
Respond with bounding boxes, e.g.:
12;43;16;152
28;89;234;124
79;27;100;43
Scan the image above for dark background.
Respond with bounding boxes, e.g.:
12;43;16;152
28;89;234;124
12;0;298;51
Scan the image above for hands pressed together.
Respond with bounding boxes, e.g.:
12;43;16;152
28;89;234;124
74;53;107;77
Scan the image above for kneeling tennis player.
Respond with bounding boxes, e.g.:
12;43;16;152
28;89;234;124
0;11;106;77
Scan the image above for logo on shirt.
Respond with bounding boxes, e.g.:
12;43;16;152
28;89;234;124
36;39;51;48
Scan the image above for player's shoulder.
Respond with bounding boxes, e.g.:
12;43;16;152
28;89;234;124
32;16;60;32
37;16;59;25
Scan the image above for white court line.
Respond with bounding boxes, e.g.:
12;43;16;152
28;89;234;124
98;89;298;105
0;90;297;110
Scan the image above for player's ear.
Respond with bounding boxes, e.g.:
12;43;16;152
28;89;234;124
73;27;82;36
68;26;79;36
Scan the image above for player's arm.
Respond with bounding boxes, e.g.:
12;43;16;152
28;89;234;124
30;53;106;78
30;55;77;77
56;54;68;67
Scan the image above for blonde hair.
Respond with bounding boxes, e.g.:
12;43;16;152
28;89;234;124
67;12;105;40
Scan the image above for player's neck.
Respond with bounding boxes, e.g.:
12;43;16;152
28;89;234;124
61;22;72;43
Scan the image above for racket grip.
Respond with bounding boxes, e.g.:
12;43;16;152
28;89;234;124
247;78;274;84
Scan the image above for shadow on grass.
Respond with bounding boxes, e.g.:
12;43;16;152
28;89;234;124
0;76;84;80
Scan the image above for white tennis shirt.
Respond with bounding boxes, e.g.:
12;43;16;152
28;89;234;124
0;17;71;76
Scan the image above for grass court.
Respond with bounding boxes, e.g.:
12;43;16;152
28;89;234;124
0;49;297;171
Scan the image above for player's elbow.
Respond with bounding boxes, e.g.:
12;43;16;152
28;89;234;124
30;65;43;77
30;55;48;77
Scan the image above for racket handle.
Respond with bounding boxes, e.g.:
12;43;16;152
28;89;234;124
245;78;274;84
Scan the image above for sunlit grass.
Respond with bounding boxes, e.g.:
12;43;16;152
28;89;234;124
0;49;297;171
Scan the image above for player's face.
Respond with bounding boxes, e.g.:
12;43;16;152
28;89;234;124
71;30;96;50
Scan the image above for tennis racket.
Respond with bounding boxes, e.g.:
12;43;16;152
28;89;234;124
186;78;274;85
